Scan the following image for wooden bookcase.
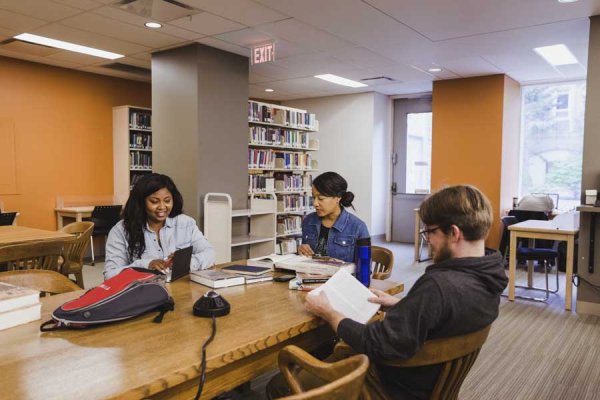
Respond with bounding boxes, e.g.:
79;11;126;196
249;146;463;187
113;106;152;203
248;100;319;254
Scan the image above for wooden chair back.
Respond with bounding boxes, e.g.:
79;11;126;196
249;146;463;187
0;212;17;226
0;270;80;295
278;345;369;400
60;222;94;288
371;245;394;280
385;325;491;400
0;240;65;272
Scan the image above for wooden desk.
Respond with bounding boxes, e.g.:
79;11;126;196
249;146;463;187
0;271;403;400
0;225;73;247
55;206;95;229
507;219;578;311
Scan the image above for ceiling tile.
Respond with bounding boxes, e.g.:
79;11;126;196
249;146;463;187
179;0;290;26
274;53;355;77
46;49;109;65
0;47;82;68
114;0;203;22
33;24;151;55
0;0;81;22
374;80;433;96
129;51;152;61
50;0;101;11
433;56;502;77
118;56;151;69
0;40;62;57
0;9;47;32
170;12;245;35
215;27;274;47
326;46;397;69
60;13;183;49
195;36;249;57
78;65;151;82
93;6;204;41
256;18;351;52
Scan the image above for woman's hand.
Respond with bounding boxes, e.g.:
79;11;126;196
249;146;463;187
148;256;172;274
298;244;315;257
368;288;401;311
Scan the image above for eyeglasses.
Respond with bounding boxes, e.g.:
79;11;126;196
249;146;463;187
419;226;442;241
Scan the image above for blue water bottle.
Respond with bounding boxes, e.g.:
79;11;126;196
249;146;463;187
355;237;372;288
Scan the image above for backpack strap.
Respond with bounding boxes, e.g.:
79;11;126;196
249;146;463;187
40;319;63;332
153;298;175;324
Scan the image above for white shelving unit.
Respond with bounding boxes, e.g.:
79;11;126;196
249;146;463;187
203;193;277;263
113;105;152;203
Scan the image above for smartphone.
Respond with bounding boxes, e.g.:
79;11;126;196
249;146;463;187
274;274;295;282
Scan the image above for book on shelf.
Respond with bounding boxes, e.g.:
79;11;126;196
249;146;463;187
0;282;40;313
190;269;245;289
221;264;272;276
308;269;380;324
276;238;300;255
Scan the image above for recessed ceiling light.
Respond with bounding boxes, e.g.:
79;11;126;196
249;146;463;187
428;67;442;72
558;0;578;3
265;88;274;92
145;22;162;29
14;33;123;60
534;44;578;66
314;74;367;88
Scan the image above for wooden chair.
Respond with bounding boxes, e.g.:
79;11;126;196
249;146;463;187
0;240;65;272
0;270;80;295
384;325;491;400
371;246;394;280
60;221;94;288
277;345;369;400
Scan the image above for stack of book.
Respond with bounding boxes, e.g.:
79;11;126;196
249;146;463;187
248;254;355;276
190;265;273;288
0;282;41;331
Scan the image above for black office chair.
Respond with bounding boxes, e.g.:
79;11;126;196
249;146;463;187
499;216;559;302
84;205;122;265
0;212;17;226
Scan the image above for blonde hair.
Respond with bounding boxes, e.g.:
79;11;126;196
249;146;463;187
418;185;493;241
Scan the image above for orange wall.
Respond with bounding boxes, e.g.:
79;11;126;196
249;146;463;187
431;75;507;248
0;57;150;230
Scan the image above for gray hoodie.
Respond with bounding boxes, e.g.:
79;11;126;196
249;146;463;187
338;250;508;400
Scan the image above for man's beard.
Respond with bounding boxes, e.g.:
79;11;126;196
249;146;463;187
433;240;452;263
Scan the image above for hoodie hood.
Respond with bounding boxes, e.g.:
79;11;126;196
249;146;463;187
425;250;508;295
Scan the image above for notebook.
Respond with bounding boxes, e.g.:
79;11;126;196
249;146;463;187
166;246;193;283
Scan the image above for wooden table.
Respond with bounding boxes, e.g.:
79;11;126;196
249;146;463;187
508;219;578;311
0;225;73;247
0;271;403;400
55;206;94;229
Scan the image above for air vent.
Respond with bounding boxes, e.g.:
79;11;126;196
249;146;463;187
100;62;151;77
116;0;200;21
361;76;395;82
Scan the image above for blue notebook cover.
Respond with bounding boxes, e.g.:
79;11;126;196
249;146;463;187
221;264;272;276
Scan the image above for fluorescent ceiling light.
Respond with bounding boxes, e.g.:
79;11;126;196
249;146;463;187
314;74;367;88
558;0;578;3
13;33;124;60
428;67;442;72
265;88;274;92
534;44;578;66
144;22;162;29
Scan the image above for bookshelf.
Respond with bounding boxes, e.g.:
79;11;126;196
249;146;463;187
113;106;152;203
248;100;319;254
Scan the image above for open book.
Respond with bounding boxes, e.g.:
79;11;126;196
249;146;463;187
246;253;297;269
275;255;355;276
308;269;380;324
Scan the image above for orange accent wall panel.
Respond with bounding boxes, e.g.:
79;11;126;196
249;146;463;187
0;57;150;229
431;75;507;248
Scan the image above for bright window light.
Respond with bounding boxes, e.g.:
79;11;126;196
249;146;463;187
314;74;367;88
14;33;124;60
534;44;578;66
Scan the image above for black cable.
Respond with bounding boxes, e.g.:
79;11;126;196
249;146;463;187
194;315;217;400
573;274;600;295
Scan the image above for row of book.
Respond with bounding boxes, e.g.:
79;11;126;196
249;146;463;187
129;152;152;169
129;132;152;149
249;175;275;194
248;101;318;130
275;173;312;192
249;126;318;149
277;215;302;235
129;111;151;130
277;237;301;255
248;149;315;170
278;195;313;212
0;282;41;332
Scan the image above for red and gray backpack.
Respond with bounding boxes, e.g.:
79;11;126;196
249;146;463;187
41;267;174;331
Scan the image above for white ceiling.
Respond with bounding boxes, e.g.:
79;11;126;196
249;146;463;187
0;0;597;100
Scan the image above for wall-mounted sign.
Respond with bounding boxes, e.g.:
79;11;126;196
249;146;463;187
251;42;275;65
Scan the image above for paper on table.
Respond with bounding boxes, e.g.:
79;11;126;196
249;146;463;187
308;269;380;324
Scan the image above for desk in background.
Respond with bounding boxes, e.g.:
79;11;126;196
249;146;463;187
55;206;94;229
0;265;403;400
0;225;73;247
507;218;578;311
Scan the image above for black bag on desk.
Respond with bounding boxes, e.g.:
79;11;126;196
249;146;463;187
40;267;174;331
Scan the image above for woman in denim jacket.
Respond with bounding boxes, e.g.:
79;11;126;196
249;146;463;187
298;172;369;262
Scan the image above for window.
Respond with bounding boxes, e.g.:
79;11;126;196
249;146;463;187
406;112;432;194
520;82;586;210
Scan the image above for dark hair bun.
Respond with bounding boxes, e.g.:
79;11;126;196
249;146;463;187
340;191;354;208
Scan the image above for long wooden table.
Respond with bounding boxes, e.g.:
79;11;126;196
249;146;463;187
0;225;73;247
0;270;403;400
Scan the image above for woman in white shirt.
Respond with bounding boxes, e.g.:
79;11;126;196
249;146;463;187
104;173;215;279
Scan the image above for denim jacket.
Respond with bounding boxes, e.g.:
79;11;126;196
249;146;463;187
301;208;370;262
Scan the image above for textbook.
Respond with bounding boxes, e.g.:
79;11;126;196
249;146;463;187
0;282;40;313
0;303;42;331
239;273;274;285
221;264;273;276
190;270;245;289
308;269;380;324
295;272;330;284
274;255;355;276
246;253;297;269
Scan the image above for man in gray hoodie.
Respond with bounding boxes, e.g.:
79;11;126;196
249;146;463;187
269;185;508;400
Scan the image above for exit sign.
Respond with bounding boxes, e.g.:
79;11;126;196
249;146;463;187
251;42;275;65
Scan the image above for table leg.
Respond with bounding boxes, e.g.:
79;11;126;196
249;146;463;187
565;235;574;311
508;231;517;301
527;238;535;287
76;213;82;223
56;212;64;230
